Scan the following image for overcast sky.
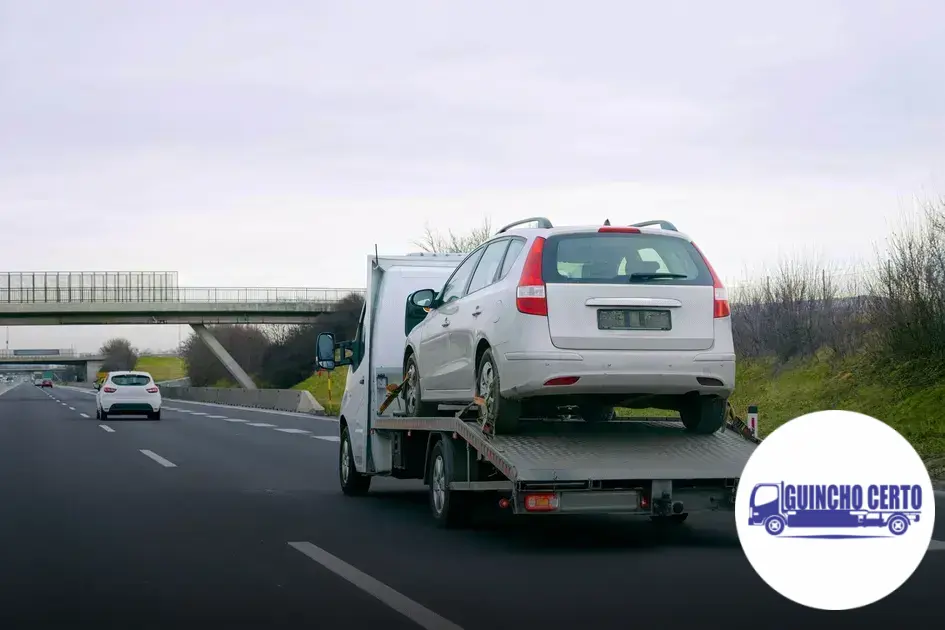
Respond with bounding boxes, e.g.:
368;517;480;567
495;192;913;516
1;0;944;352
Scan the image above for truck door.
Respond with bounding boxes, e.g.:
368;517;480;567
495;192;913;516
343;309;369;470
749;483;781;525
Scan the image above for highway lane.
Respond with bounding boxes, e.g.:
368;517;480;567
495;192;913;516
1;383;942;628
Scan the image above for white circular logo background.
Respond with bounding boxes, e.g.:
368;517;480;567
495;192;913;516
735;410;935;610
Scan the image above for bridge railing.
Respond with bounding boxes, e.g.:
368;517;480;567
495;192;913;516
0;287;365;304
0;350;101;359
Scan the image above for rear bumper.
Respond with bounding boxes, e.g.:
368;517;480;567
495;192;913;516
102;402;161;414
499;350;735;398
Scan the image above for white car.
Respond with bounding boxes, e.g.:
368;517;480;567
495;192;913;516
96;371;162;420
402;218;735;435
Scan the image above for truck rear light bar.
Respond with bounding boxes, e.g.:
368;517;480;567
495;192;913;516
523;493;560;512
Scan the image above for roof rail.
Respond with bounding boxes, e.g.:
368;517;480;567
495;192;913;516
496;217;553;234
630;220;678;232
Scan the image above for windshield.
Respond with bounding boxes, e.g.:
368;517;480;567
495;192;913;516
543;233;713;285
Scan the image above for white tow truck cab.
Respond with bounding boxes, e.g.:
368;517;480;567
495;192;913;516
316;232;759;529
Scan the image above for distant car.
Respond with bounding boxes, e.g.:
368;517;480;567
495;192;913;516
33;377;43;386
96;371;162;420
41;379;53;388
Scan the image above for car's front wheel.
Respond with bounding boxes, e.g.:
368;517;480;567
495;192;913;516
402;354;437;417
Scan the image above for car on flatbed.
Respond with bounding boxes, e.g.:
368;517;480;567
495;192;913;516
95;371;162;420
400;217;734;435
314;218;758;528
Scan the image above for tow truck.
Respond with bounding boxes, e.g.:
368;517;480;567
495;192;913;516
315;234;760;528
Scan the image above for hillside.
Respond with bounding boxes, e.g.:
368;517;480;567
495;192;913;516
134;356;187;382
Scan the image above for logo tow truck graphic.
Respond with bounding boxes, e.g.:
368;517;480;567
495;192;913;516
748;482;924;538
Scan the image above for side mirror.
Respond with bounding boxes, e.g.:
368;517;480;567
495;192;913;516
315;332;336;371
410;288;436;308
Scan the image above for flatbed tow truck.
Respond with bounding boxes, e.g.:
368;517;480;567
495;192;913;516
316;250;760;528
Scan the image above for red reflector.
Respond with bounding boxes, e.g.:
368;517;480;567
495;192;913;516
103;386;116;393
524;493;559;512
543;376;580;386
640;495;649;509
146;387;159;393
498;497;510;509
598;226;640;233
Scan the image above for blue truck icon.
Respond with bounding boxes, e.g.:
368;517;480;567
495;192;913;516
748;482;922;537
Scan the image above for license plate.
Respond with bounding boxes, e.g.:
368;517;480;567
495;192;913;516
597;308;671;331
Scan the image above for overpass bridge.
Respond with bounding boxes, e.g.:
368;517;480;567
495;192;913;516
1;272;365;390
0;350;107;382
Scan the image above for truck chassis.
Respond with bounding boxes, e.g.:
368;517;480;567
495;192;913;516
355;401;760;528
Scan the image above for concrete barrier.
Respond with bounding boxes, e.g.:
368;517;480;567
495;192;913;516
158;385;326;415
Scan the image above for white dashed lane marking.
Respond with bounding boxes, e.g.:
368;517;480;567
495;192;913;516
99;425;115;433
246;422;277;428
313;435;340;442
207;415;227;419
224;418;247;423
79;413;90;418
275;428;311;434
140;450;177;468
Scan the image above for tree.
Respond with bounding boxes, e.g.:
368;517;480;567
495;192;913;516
180;325;271;387
414;218;492;254
100;337;139;371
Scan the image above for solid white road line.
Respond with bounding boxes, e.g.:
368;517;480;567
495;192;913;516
313;435;340;442
79;413;90;418
139;449;177;468
288;542;463;630
99;425;115;433
246;422;277;427
275;428;311;434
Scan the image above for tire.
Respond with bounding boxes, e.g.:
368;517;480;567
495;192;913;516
764;515;786;536
888;514;909;536
95;407;101;420
679;396;727;434
428;439;471;528
476;349;520;434
402;354;438;417
580;400;616;423
149;410;161;421
339;426;371;496
100;409;108;421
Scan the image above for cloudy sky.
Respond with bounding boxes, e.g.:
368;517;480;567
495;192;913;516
1;0;944;352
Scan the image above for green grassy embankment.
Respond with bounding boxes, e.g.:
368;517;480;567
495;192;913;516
290;353;945;476
134;356;188;382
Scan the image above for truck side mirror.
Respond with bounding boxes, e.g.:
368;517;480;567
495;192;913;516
315;332;336;371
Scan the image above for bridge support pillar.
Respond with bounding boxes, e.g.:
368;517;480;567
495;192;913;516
190;324;257;390
85;360;104;383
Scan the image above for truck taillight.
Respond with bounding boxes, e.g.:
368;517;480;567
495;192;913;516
103;386;116;393
516;236;547;316
523;493;559;512
691;241;730;318
146;387;159;393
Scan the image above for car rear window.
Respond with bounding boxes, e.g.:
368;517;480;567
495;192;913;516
110;374;152;386
542;232;714;286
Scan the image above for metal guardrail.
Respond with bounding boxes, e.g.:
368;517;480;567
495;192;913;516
0;350;101;359
0;287;366;304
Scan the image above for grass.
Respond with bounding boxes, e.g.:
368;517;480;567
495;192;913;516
293;366;348;416
134;356;188;382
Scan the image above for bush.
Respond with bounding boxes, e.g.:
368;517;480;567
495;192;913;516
100;338;139;371
180;325;271;387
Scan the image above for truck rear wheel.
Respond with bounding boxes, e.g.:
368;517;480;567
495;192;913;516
403;355;437;417
679;395;726;434
477;349;520;434
339;426;371;496
428;439;471;528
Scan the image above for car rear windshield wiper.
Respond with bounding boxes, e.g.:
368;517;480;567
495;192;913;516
628;272;689;281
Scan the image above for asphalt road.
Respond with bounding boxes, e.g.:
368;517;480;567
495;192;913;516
0;383;942;629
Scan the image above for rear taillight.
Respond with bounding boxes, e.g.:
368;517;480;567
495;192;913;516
146;387;159;393
103;386;116;393
523;493;560;512
691;242;730;318
516;237;547;316
598;226;640;234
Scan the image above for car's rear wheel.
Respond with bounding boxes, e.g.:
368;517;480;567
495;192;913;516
402;354;437;417
679;395;727;434
149;410;161;421
476;349;520;434
100;409;108;421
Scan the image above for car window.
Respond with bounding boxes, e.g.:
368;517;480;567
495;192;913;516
110;374;152;386
543;233;713;286
351;306;366;370
498;238;526;280
439;248;485;303
466;239;510;295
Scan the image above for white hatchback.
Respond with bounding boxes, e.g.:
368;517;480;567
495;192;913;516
96;371;162;420
402;218;735;435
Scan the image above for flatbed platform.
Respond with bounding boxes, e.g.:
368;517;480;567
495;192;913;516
373;415;757;484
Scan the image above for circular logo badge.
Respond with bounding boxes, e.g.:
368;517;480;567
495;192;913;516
735;410;935;610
